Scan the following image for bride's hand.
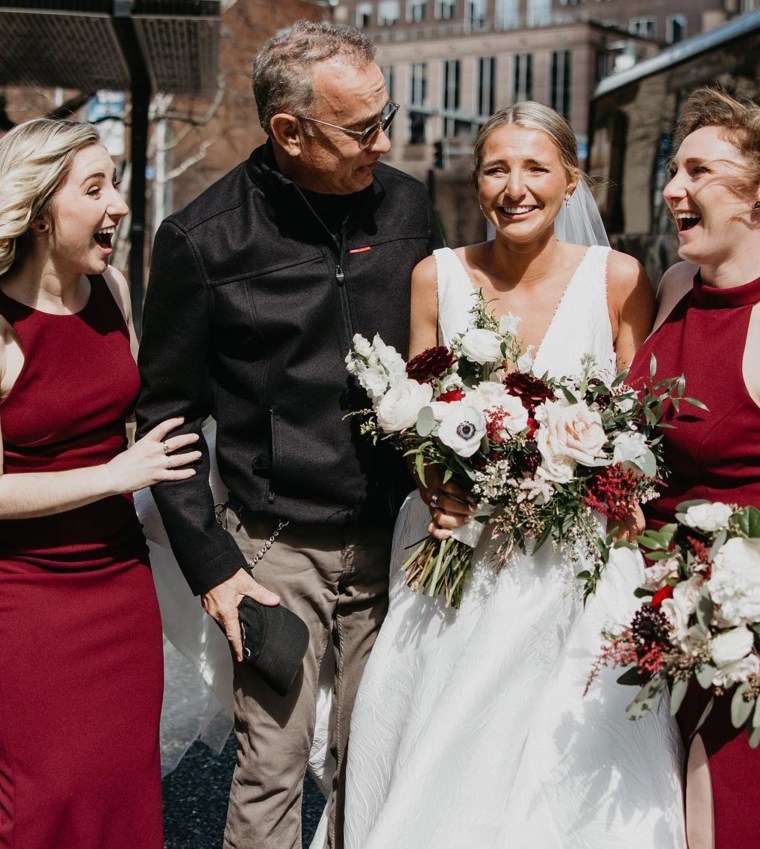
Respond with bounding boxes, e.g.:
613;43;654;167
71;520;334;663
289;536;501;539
612;504;645;543
418;465;475;540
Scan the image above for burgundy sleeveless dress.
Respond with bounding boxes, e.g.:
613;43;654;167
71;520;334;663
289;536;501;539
629;272;760;849
0;278;164;849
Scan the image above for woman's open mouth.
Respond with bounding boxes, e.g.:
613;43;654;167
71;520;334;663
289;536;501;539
94;226;115;249
674;212;701;232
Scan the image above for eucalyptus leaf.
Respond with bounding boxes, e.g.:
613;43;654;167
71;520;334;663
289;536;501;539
416;405;436;438
669;677;689;716
695;662;716;689
695;588;714;629
626;678;666;720
731;683;754;729
617;667;643;687
752;698;760;729
749;725;760;749
708;530;727;560
693;696;714;735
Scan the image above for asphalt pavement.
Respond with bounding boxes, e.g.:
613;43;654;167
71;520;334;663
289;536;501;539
163;736;323;848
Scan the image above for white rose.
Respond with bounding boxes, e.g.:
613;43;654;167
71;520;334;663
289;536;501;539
707;537;760;626
661;598;690;642
678;624;711;657
661;574;703;640
712;654;760;689
498;312;521;336
534;399;607;469
376;379;433;433
459;328;503;365
673;574;703;617
682;502;734;533
612;431;649;467
710;625;755;668
468;383;529;436
437;403;486;458
642;556;680;591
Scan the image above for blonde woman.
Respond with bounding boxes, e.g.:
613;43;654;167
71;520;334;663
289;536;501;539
0;119;199;849
338;103;686;849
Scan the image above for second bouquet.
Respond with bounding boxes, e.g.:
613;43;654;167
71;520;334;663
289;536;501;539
346;294;688;608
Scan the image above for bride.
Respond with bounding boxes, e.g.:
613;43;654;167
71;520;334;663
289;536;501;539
337;103;686;849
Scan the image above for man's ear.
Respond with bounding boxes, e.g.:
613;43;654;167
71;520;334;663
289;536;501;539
269;113;302;158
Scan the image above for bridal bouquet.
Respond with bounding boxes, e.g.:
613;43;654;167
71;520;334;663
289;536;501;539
590;501;760;745
346;294;689;608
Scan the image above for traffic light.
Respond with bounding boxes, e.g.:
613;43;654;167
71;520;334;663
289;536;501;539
433;140;445;169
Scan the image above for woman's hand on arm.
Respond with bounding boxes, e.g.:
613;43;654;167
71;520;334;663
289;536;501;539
0;416;200;520
606;251;656;371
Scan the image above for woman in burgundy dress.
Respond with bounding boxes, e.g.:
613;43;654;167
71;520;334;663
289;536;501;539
0;119;200;849
630;88;760;849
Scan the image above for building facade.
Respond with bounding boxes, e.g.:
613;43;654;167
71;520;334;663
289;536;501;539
332;0;746;242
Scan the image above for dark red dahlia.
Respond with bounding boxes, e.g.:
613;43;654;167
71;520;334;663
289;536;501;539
502;372;556;412
631;606;670;647
407;346;456;383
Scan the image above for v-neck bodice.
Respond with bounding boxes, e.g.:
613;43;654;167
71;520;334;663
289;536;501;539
433;245;615;379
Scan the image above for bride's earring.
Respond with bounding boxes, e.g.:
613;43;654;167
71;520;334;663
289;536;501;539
564;193;571;209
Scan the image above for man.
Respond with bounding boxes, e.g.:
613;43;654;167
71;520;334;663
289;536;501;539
136;20;443;849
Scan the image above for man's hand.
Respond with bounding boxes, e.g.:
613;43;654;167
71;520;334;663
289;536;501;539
201;568;280;662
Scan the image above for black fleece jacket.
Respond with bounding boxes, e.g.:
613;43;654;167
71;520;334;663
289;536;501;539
136;142;444;595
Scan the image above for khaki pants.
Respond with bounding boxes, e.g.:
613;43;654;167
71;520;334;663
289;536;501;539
222;508;391;849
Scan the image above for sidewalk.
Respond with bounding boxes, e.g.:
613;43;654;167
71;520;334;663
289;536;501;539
163;737;323;848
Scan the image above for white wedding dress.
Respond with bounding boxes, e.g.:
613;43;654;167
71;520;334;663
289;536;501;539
339;246;686;849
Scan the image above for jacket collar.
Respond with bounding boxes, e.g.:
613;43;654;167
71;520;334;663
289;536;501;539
245;140;385;242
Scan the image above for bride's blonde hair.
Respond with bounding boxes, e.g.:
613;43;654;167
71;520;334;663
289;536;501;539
0;119;101;277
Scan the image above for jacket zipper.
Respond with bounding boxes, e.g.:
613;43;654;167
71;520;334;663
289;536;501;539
268;406;276;504
333;224;354;346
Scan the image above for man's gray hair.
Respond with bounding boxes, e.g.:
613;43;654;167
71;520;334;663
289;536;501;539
252;20;376;134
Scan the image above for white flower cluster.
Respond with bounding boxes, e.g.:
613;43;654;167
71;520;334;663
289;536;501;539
345;333;407;404
656;507;760;688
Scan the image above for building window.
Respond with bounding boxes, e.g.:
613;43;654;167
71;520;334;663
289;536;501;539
666;14;686;43
466;0;487;31
559;0;582;5
527;0;551;26
513;53;533;102
407;0;427;22
378;0;400;24
435;0;456;19
356;1;373;27
409;62;427;145
629;17;655;38
741;0;759;11
595;49;612;82
477;57;496;119
495;0;520;29
549;50;571;120
442;59;461;136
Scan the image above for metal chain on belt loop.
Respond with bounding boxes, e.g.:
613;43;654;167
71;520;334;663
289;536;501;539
248;520;289;569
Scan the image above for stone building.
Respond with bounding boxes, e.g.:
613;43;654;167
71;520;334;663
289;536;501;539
331;0;754;243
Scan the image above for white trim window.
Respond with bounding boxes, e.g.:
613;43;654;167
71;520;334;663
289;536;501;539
356;1;373;28
407;0;427;22
378;0;400;24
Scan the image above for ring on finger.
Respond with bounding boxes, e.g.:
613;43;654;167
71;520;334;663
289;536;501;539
430;492;440;509
162;441;170;455
167;456;173;469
